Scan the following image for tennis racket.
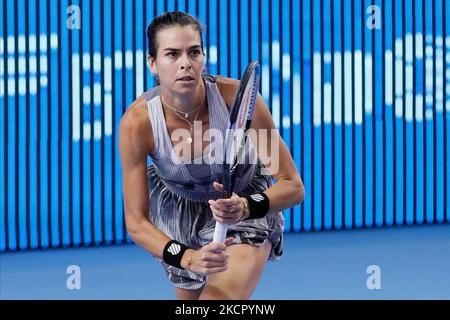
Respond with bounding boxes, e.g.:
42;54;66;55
212;61;261;244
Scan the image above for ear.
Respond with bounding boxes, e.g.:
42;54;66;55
148;54;157;75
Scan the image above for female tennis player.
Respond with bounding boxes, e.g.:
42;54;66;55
119;11;304;300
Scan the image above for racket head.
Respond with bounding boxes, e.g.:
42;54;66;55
228;61;261;129
223;61;261;196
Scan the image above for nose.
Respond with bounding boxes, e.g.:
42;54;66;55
180;52;192;70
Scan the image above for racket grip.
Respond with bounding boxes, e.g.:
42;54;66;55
223;191;233;199
212;221;228;243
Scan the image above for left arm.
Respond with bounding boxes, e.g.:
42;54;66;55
247;93;305;214
210;78;305;222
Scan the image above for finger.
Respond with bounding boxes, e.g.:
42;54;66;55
202;260;228;268
205;266;228;275
212;215;239;224
208;200;226;211
213;181;224;192
224;237;235;246
195;250;227;263
212;213;227;223
205;255;229;264
211;202;237;213
212;211;239;224
211;207;235;220
205;251;229;261
217;198;241;206
205;250;230;262
214;204;239;213
209;200;237;212
207;242;227;252
212;209;238;221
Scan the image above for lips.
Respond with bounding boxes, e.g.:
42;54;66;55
177;76;195;81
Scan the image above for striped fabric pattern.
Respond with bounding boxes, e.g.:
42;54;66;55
143;75;284;289
144;76;260;202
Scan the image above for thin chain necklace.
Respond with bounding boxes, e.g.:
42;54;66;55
161;95;201;119
160;94;205;144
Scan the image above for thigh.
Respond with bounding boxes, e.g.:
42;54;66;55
175;286;204;300
199;239;272;300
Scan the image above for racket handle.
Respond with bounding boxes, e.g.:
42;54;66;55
212;221;228;243
223;191;233;198
212;190;232;243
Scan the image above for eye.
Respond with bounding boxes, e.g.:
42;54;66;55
166;52;177;57
190;50;201;56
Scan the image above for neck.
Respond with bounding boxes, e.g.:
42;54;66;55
160;80;206;114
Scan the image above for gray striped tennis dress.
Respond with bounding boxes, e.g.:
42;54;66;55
143;74;284;290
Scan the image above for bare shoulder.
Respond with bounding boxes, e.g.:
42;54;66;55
215;76;240;111
215;75;271;120
216;75;240;87
216;75;276;132
119;96;154;156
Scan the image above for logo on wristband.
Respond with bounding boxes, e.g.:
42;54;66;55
251;194;265;202
167;243;181;255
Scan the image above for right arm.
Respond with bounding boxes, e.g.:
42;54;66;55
118;102;231;272
119;107;171;259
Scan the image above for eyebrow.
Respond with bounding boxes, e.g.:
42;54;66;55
163;45;202;51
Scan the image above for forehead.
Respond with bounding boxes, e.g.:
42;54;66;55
156;25;201;50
